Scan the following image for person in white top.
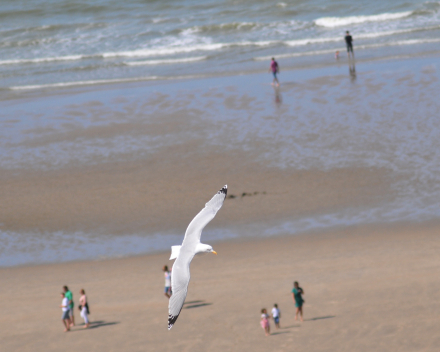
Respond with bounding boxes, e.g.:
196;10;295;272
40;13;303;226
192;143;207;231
79;289;90;328
163;265;172;298
271;303;281;329
60;292;71;332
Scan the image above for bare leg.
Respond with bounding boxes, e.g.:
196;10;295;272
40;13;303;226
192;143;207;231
265;326;270;336
295;307;299;320
63;319;71;332
70;311;75;326
299;306;303;322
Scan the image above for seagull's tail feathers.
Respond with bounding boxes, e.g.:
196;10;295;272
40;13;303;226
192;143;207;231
169;245;181;260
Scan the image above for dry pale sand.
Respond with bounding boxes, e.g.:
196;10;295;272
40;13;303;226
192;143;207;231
1;221;440;352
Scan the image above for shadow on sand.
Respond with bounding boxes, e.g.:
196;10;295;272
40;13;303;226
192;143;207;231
271;330;291;336
305;315;336;321
184;302;213;309
73;320;120;331
281;324;301;329
183;300;204;305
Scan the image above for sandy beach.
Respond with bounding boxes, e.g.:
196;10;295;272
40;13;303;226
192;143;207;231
2;1;440;350
1;220;440;351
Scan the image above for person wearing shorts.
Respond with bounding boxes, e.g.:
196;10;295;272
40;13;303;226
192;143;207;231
345;31;354;58
63;285;75;326
292;281;305;322
271;303;281;328
163;265;172;298
60;292;71;332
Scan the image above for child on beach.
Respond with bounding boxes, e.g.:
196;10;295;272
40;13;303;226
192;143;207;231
60;293;71;332
271;303;281;329
260;308;270;336
163;265;172;298
292;281;305;322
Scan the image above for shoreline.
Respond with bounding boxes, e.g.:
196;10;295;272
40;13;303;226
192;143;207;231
2;49;440;95
2;53;440;267
2;217;439;269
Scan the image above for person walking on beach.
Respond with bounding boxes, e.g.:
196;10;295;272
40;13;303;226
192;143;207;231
345;31;354;59
269;58;279;87
79;289;90;328
260;308;270;336
163;265;172;298
271;303;281;329
60;292;71;332
63;285;75;326
292;281;304;322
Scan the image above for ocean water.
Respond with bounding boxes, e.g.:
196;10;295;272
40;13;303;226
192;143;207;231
1;0;440;90
1;1;440;266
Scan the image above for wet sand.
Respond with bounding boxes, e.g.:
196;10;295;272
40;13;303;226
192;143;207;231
1;220;440;351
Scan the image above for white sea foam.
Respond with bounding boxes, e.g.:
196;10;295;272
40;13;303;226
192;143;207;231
125;56;207;66
102;41;274;58
254;37;440;61
9;74;208;91
10;76;159;90
102;44;226;58
283;27;439;48
315;11;413;28
0;55;85;65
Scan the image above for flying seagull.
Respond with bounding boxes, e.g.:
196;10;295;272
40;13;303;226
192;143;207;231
168;185;227;330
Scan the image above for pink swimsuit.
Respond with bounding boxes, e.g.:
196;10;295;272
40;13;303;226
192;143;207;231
260;314;269;329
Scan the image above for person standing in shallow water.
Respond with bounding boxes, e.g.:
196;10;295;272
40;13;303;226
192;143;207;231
163;265;172;298
345;31;354;59
269;58;279;87
292;281;304;322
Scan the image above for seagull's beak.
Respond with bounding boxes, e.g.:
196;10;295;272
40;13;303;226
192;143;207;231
212;250;218;255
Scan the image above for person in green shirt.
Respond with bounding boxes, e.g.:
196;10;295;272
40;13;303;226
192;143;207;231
63;286;75;326
292;281;304;322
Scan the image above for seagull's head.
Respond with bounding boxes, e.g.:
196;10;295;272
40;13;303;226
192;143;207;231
195;243;218;256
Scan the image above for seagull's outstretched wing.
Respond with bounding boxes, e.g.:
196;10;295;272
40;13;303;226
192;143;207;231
182;184;227;249
168;185;227;330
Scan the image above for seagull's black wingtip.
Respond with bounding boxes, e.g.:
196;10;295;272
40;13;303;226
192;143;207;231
168;314;179;330
218;185;227;195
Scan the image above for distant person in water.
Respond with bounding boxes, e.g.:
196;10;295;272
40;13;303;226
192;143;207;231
292;281;304;322
260;308;270;336
345;31;354;59
335;50;340;60
60;292;71;332
269;58;279;86
271;303;281;329
163;265;172;298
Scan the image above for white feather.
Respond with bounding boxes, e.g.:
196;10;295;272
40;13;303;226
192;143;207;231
167;185;227;330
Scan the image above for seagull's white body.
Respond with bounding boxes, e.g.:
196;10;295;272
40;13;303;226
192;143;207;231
168;185;227;330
